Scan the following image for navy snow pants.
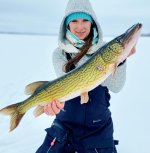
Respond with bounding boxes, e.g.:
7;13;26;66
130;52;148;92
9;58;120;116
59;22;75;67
35;120;118;153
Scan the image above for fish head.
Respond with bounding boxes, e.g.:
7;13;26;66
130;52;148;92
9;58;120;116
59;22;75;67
116;23;142;63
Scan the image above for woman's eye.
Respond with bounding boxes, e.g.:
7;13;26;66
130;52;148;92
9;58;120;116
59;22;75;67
71;20;77;22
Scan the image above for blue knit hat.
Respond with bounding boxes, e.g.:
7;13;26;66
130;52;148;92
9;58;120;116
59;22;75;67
66;12;93;26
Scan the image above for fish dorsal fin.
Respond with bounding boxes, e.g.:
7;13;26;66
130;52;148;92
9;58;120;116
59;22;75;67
80;92;89;104
25;81;49;95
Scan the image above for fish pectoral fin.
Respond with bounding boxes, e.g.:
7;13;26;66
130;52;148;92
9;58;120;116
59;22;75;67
33;105;44;117
25;81;49;95
80;92;89;104
111;63;117;78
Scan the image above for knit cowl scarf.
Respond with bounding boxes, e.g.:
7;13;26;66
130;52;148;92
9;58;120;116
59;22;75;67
66;27;98;48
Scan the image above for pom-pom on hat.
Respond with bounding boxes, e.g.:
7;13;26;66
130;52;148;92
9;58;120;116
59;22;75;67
66;12;93;26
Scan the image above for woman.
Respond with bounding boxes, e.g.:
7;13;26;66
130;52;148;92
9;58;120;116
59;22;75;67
36;0;136;152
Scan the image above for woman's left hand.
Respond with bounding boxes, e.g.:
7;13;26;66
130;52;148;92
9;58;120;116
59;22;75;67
128;46;136;58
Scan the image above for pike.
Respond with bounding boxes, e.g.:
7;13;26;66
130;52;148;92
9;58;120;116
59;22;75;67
0;23;142;132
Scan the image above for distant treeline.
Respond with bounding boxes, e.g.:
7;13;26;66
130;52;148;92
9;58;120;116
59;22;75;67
0;31;150;37
141;33;150;37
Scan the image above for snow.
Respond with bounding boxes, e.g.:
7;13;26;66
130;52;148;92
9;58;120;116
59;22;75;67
0;34;149;153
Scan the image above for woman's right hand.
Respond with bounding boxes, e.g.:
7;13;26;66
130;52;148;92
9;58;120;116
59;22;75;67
44;100;65;116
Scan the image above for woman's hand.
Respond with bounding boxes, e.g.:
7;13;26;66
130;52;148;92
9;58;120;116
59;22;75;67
128;46;136;58
44;100;65;115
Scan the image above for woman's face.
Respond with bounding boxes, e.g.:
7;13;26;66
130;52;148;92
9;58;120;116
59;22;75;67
69;18;91;40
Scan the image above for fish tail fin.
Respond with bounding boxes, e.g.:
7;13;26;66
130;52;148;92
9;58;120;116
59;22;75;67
0;104;25;132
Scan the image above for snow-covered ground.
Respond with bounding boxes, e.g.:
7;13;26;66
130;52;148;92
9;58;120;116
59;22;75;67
0;33;149;153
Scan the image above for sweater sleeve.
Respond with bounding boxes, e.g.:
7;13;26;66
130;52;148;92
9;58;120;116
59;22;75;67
101;61;127;93
52;48;67;77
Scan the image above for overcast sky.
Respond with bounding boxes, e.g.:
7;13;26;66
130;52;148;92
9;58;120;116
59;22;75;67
0;0;149;35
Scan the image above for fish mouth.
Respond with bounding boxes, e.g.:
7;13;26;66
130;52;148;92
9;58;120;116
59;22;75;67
121;23;142;47
114;23;142;64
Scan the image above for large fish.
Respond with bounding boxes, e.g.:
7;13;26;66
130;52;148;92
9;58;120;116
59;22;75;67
0;23;142;132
